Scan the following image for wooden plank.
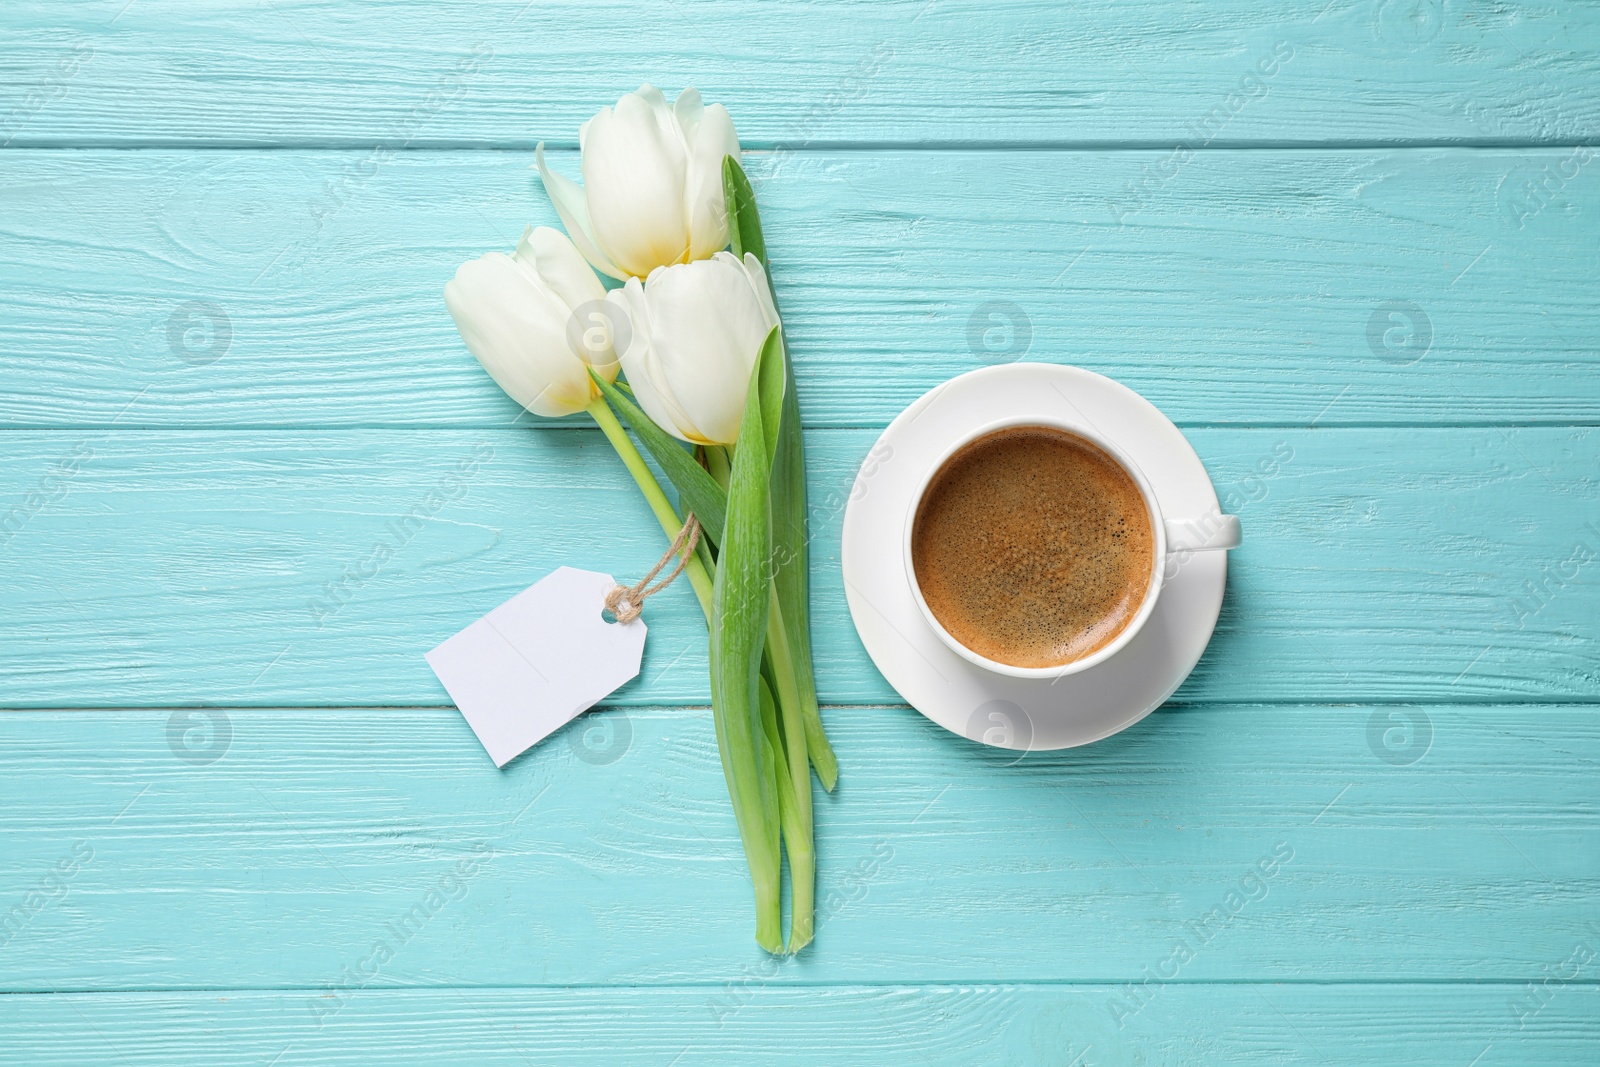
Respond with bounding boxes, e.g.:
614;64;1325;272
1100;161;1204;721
0;427;1595;708
0;985;1596;1066
4;2;1597;147
2;148;1598;430
1;705;1595;990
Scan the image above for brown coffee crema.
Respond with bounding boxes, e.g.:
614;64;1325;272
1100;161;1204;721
911;426;1155;669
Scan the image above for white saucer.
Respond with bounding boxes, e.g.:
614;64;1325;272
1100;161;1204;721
840;363;1228;751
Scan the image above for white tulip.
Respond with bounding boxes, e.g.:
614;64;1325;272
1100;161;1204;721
537;84;741;280
607;252;779;446
444;225;621;418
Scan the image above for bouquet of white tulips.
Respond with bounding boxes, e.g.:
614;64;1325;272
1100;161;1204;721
444;86;833;954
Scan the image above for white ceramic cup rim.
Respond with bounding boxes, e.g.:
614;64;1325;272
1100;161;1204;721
902;415;1169;680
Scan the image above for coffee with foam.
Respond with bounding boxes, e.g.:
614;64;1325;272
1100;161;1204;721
910;426;1155;669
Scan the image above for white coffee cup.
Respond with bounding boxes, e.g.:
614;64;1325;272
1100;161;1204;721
902;415;1240;680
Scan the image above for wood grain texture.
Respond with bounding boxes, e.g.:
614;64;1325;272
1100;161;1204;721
2;147;1599;430
1;985;1596;1066
1;427;1595;708
1;705;1595;989
4;1;1598;147
4;1;1598;1055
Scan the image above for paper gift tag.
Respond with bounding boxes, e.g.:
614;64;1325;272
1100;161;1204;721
425;566;646;767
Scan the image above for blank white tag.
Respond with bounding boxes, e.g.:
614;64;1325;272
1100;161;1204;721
425;566;646;767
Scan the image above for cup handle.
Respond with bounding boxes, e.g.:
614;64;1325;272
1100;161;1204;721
1166;512;1241;552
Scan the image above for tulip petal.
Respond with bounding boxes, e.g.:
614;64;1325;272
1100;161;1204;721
583;89;691;277
740;252;780;332
535;142;626;281
634;82;670;116
673;86;705;138
687;104;741;260
518;226;605;312
643;254;769;445
609;283;706;444
517;226;619;379
445;253;592;418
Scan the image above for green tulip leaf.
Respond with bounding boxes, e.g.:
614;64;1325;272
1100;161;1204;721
757;326;784;466
723;155;766;266
724;156;837;791
710;342;783;953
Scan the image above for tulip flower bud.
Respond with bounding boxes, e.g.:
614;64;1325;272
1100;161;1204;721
537;84;741;280
444;226;623;417
606;252;779;446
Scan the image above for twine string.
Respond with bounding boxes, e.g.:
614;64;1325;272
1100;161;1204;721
604;514;702;624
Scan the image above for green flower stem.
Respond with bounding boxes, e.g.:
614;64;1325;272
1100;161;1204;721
765;591;815;950
593;370;727;548
759;672;815;952
591;392;778;951
704;444;732;489
585;396;713;619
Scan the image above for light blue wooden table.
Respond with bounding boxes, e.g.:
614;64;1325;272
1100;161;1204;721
3;3;1598;1063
